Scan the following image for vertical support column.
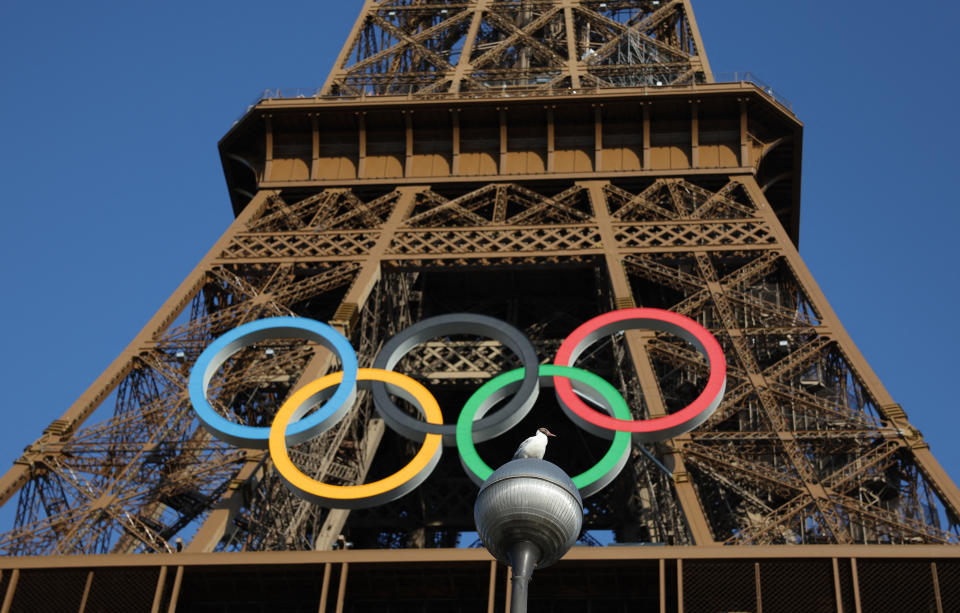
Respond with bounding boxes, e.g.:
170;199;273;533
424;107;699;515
585;181;716;545
78;570;94;613
451;109;461;175
151;566;169;613
850;559;862;613
264;115;274;182
562;2;582;89
499;107;508;175
832;558;844;613
676;559;684;613
546;106;555;173
932;562;943;613
404;111;414;178
487;560;497;613
166;566;184;613
0;569;17;613
311;114;320;180
642;104;651;169
754;562;763;613
594;104;603;171
357;112;367;179
318;562;332;613
659;559;666;613
448;2;487;94
739;100;749;167
334;563;349;613
690;100;699;168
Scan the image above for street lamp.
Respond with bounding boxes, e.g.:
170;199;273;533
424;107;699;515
474;459;582;613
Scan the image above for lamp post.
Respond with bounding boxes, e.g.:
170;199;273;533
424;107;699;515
473;459;582;613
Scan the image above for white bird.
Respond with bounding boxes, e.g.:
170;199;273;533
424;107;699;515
512;427;556;460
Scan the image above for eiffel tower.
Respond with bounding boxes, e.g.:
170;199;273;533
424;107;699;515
1;1;958;611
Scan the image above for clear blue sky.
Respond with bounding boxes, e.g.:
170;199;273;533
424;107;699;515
1;1;958;532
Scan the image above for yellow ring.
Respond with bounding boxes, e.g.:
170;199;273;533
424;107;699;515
269;368;443;508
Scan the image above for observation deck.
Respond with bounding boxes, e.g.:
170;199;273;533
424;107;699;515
220;75;803;244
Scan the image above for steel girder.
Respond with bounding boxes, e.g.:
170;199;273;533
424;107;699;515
1;177;958;554
0;0;957;557
322;0;712;98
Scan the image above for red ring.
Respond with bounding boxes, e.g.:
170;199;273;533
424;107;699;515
553;308;726;438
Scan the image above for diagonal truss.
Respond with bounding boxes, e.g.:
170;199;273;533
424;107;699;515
323;0;711;98
1;176;958;554
1;0;957;559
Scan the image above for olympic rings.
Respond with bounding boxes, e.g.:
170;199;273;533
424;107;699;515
269;369;443;508
456;365;631;498
372;313;539;446
188;317;358;448
554;308;727;443
188;308;726;508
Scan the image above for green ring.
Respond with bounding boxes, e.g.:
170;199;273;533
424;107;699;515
456;364;632;497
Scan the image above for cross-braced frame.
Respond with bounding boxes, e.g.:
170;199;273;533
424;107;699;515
1;0;958;561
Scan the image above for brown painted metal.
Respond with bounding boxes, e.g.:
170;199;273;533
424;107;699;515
589;180;714;544
932;560;944;613
754;561;762;613
832;557;844;613
32;174;943;553
166;565;183;613
77;570;93;613
676;557;684;612
0;569;17;613
0;544;958;569
0;3;957;611
318;0;711;98
851;557;863;613
318;561;331;612
149;565;167;613
486;559;497;613
0;547;954;612
335;561;348;613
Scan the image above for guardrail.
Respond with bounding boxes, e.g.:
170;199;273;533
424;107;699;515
713;71;793;111
236;72;792;124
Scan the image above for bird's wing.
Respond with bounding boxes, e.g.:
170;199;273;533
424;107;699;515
512;437;536;459
512;440;529;459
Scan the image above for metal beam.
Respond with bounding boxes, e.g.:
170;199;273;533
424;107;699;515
0;190;277;510
586;180;715;545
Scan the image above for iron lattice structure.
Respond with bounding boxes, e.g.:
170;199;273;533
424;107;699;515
2;0;959;573
322;0;711;97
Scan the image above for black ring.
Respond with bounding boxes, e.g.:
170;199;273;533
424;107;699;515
371;313;540;446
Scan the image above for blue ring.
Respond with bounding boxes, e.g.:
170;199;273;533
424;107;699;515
188;317;358;449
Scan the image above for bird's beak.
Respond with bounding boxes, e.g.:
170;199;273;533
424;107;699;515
546;431;556;437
